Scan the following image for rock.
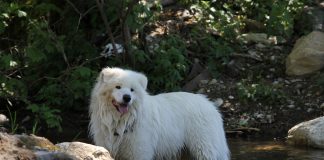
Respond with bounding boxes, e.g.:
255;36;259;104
182;69;211;92
0;114;9;125
255;43;266;49
200;80;209;85
196;88;205;94
268;36;286;44
16;134;59;151
287;116;324;149
237;33;271;44
320;103;324;108
0;133;113;160
57;142;114;160
208;79;217;85
214;98;224;107
243;19;266;32
287;104;295;109
307;108;314;113
286;31;324;76
0;133;36;160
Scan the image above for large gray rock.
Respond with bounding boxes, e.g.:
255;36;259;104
286;31;324;76
57;142;114;160
287;116;324;149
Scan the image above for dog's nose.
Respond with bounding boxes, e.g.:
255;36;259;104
123;94;131;103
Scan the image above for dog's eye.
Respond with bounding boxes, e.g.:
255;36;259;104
116;86;121;89
131;88;134;92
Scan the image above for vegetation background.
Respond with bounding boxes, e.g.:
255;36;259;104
0;0;320;139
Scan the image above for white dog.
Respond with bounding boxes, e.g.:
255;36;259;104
89;67;229;160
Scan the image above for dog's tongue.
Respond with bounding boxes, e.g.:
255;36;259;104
118;105;128;114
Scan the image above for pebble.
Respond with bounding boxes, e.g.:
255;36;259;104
273;46;283;50
290;79;302;83
266;115;274;123
307;108;314;113
0;114;9;125
287;104;295;109
256;43;266;49
200;80;209;85
208;79;217;85
228;95;234;99
273;81;279;85
285;80;291;84
223;101;232;108
214;98;224;107
320;103;324;108
254;113;264;119
269;68;275;72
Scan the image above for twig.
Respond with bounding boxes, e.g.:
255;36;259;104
65;0;80;13
95;0;117;54
64;0;96;31
48;30;71;68
30;55;104;87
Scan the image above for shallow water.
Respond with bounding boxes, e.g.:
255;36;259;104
229;138;324;160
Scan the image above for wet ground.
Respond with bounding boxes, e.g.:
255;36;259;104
229;138;324;160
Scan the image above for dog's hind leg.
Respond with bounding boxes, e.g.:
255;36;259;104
185;125;229;160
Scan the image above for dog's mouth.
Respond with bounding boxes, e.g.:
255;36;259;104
112;99;129;115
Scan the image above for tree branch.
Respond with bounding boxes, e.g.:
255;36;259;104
95;0;117;54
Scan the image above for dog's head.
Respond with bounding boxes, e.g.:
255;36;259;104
95;67;147;115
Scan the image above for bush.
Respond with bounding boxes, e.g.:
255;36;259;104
0;0;309;132
183;0;307;38
237;80;286;105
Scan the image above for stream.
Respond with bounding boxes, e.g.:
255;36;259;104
229;138;324;160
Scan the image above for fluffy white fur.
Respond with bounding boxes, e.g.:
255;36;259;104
89;67;230;160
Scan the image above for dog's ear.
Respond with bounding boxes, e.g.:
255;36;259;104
98;67;115;82
138;73;148;90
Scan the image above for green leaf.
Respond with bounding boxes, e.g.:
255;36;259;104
74;67;92;78
27;104;40;113
0;54;12;69
26;47;46;62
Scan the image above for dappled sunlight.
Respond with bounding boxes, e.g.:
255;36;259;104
253;144;286;151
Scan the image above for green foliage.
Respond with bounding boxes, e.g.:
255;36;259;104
0;0;308;133
237;80;286;105
0;1;98;131
134;35;188;92
6;105;19;134
189;28;233;77
27;104;62;131
183;0;307;38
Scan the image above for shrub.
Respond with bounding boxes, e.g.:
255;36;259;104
237;80;286;105
0;0;309;132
